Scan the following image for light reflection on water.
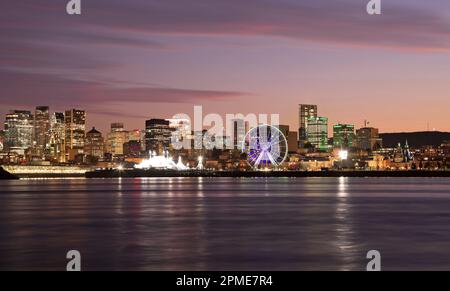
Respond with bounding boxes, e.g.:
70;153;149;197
1;177;450;270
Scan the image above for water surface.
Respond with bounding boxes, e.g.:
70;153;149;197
1;177;450;271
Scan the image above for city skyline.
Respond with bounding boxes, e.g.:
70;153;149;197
1;104;447;136
2;0;450;133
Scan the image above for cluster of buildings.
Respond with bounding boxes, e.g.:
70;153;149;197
1;104;449;171
294;104;450;171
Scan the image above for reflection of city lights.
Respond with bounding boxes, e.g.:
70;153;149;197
339;150;348;160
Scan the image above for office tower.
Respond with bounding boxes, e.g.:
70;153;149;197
298;104;318;147
123;140;142;158
306;116;328;151
145;119;172;155
4;110;34;155
278;125;290;139
127;129;143;152
106;123;128;156
49;112;66;162
232;119;248;150
33;106;50;157
288;131;298;153
333;124;355;149
65;109;86;162
355;127;383;151
85;127;104;160
277;124;298;152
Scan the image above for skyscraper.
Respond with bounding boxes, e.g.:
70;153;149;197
333;124;355;149
145;119;172;155
34;106;50;157
4;110;34;155
306;116;328;151
232;119;248;150
49;112;65;162
106;123;128;156
288;131;298;153
65;109;86;162
299;104;318;147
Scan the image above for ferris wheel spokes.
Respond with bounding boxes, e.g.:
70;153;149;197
242;124;288;170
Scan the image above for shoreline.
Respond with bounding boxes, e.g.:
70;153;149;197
85;169;450;178
4;168;450;179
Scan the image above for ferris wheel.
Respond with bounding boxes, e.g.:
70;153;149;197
241;124;288;169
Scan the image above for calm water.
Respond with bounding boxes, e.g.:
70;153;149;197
1;177;450;271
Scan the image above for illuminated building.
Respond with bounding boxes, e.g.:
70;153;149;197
65;109;86;162
123;140;142;157
392;141;413;163
106;123;128;156
306;116;328;151
4;110;34;155
145;119;172;155
49;112;66;162
85;127;104;160
127;129;142;142
33;106;50;157
232;119;247;150
333;124;355;149
298;104;318;147
355;127;383;151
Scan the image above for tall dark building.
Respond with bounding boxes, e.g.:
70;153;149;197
145;119;172;155
298;104;318;147
34;106;50;157
84;127;104;161
232;119;247;150
65;109;86;162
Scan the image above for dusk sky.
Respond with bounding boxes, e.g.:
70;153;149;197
1;0;450;133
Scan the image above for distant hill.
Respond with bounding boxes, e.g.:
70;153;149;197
380;131;450;148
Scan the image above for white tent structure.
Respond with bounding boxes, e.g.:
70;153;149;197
135;151;189;170
196;156;204;170
176;157;188;170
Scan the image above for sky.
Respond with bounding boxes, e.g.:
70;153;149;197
1;0;450;134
